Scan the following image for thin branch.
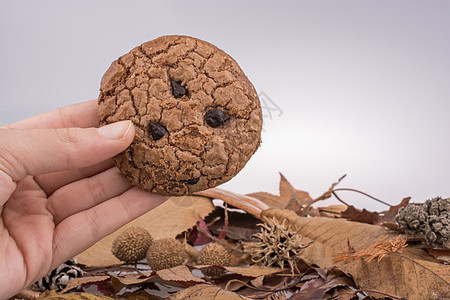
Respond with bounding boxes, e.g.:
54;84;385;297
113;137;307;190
332;188;392;207
332;191;351;206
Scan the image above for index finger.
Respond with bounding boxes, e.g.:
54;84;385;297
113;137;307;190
4;99;99;130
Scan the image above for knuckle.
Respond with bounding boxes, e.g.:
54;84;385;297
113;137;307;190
53;128;80;168
86;174;107;205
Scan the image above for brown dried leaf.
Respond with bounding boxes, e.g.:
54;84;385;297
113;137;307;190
426;248;450;264
119;290;164;300
341;197;411;225
341;205;379;225
76;195;214;266
60;275;110;294
195;188;269;217
223;265;282;277
292;268;356;299
378;197;411;223
156;265;205;287
263;208;450;300
110;273;156;291
40;291;112;299
206;207;260;240
167;284;251;299
318;204;348;218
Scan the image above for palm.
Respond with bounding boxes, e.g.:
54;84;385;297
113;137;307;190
0;100;167;298
1;176;54;292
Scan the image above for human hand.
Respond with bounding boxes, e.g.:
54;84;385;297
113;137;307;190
0;100;168;299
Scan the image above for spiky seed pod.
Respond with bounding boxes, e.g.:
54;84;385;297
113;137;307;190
242;218;309;273
197;243;231;277
146;238;188;271
111;227;153;264
395;204;428;236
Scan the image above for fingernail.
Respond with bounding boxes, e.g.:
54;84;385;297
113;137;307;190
98;120;132;140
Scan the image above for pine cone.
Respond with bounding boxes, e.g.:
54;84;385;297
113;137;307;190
34;259;84;292
395;197;449;247
395;204;428;236
423;196;449;218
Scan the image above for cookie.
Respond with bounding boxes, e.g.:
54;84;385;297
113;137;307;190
97;35;262;196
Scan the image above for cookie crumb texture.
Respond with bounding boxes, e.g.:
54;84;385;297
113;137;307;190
98;35;262;196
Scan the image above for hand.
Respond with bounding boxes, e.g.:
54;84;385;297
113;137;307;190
0;100;168;299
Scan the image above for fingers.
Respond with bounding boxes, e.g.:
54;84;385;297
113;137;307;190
48;167;133;224
4;100;99;130
0;121;134;182
51;188;168;269
35;159;115;196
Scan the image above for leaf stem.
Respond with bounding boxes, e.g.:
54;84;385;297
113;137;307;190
332;188;392;207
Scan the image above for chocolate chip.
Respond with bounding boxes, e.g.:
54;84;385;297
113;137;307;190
148;123;167;140
186;178;200;185
205;108;225;127
171;80;187;98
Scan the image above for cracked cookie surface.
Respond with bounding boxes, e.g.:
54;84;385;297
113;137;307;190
98;35;262;196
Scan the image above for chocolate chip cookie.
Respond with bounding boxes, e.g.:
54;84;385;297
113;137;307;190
98;35;262;196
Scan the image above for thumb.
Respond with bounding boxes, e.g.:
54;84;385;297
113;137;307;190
0;120;134;181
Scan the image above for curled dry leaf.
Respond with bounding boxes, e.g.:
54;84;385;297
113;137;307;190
262;208;450;300
292;268;356;300
76;196;214;266
195;188;269;217
167;284;251;300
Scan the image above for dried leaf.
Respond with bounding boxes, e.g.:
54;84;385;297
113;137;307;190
262;208;450;300
119;290;164;300
318;204;348;218
110;273;156;291
188;216;213;245
60;275;110;294
206;207;260;240
167;283;251;299
156;265;205;287
40;291;112;299
196;188;269;217
292;268;356;299
249;174;346;217
223;265;282;277
378;197;411;223
76;195;214;266
426;248;450;264
341;205;380;225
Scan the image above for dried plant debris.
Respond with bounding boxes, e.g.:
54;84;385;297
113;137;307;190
196;243;231;277
111;226;153;264
33;259;84;292
242;218;310;273
396;196;449;247
146;238;188;271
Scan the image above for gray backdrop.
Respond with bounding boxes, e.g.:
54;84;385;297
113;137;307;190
1;0;449;210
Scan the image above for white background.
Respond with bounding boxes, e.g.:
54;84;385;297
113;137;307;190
1;0;449;211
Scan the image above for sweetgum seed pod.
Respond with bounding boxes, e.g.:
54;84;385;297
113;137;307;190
146;238;188;271
197;243;231;277
111;227;153;264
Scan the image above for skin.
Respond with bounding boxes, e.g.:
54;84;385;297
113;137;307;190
0;100;168;299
